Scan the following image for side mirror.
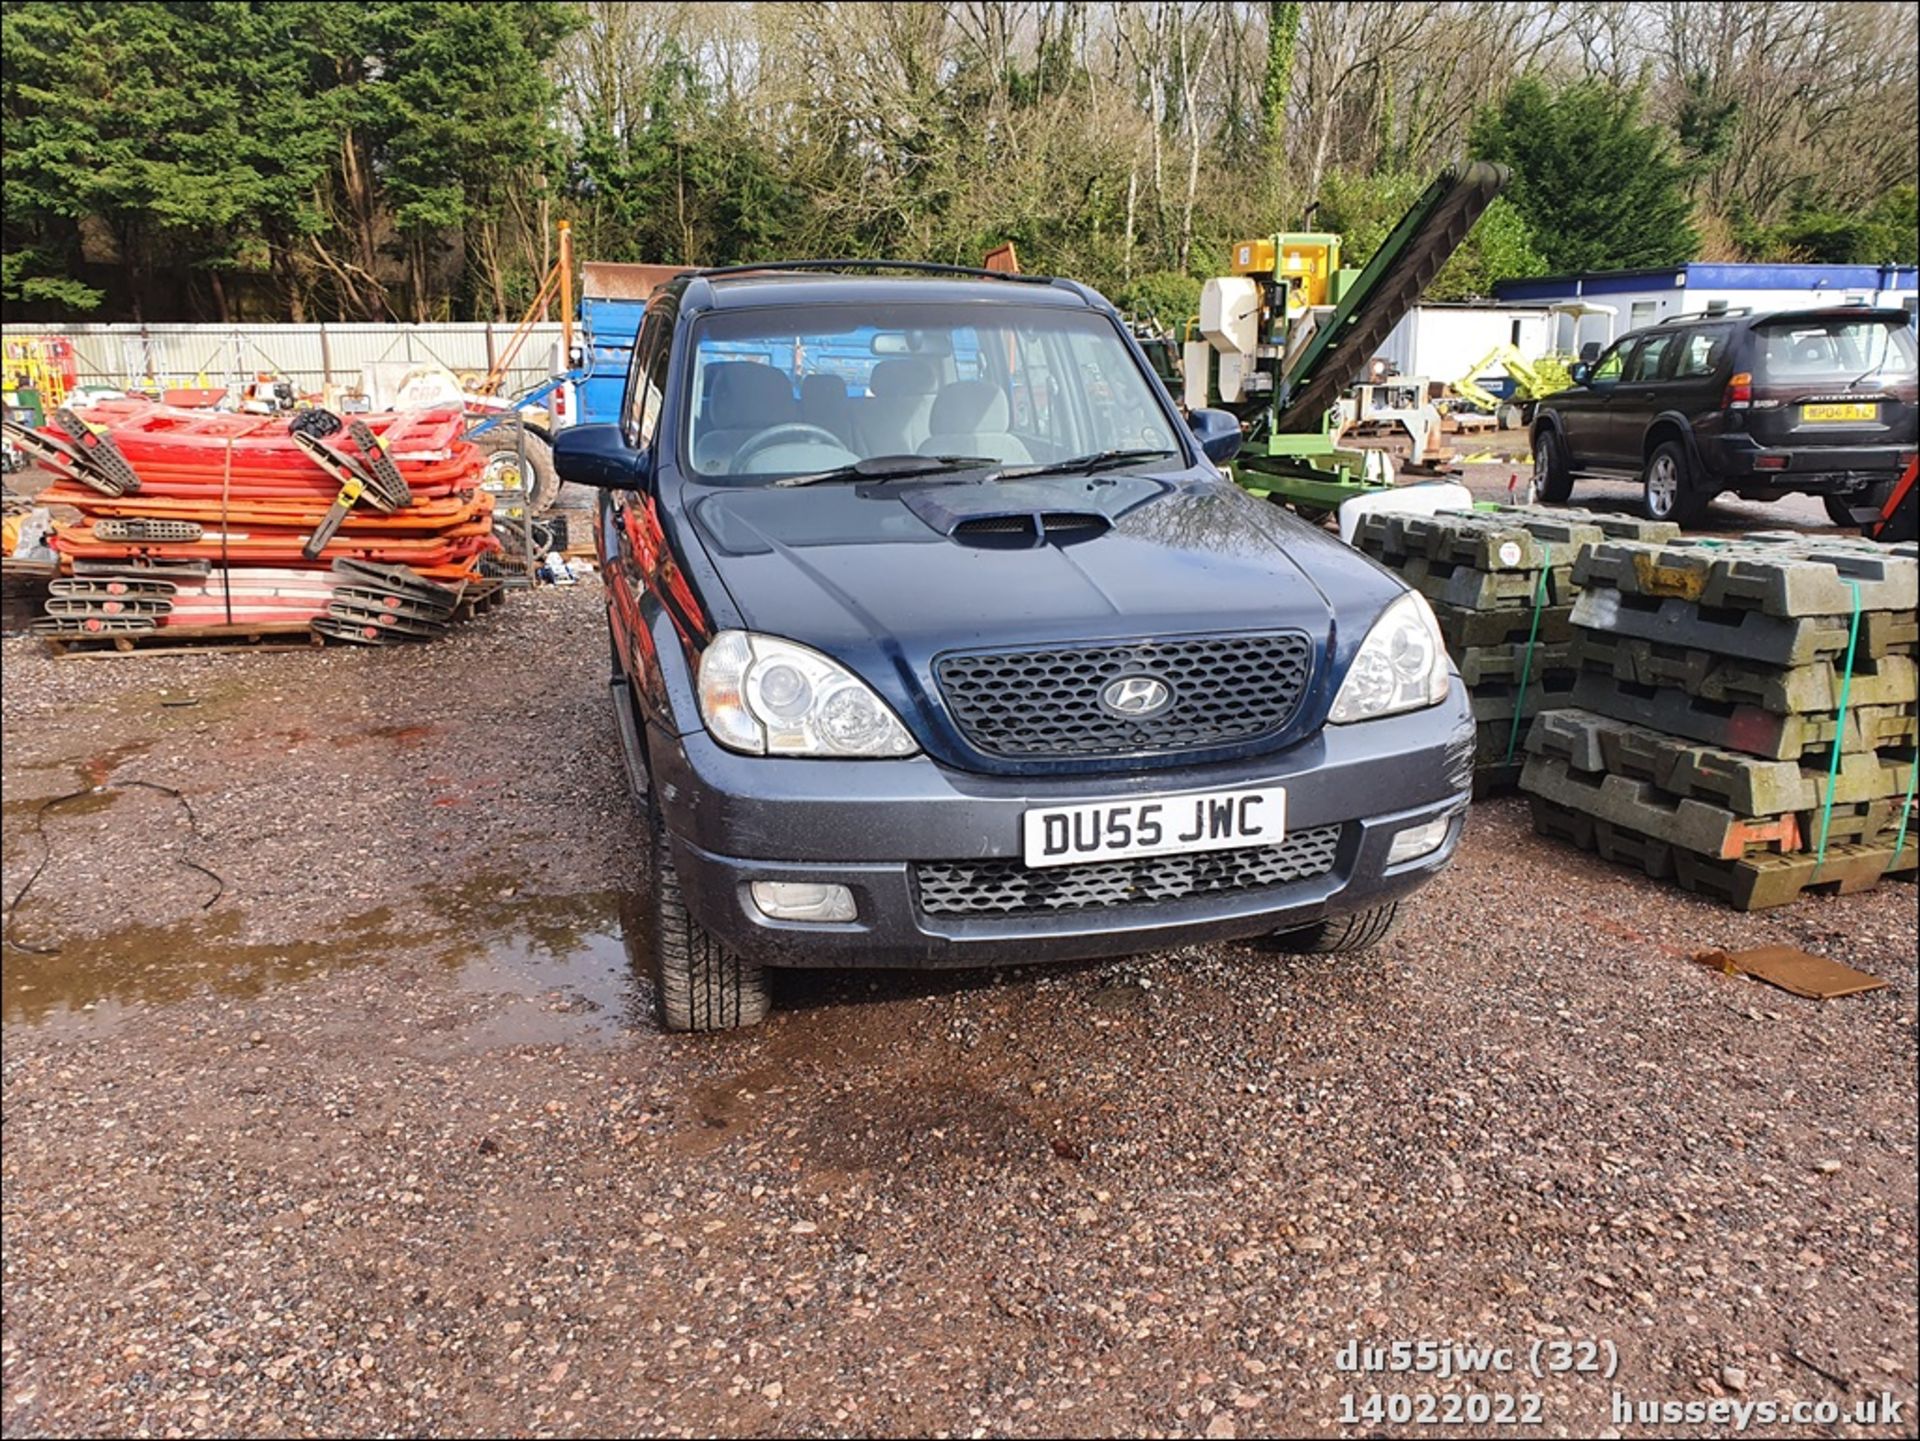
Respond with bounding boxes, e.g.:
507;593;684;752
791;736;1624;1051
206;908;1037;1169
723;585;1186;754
552;423;650;491
1187;407;1243;464
1568;362;1592;386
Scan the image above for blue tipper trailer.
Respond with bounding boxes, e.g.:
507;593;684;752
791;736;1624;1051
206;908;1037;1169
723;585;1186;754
569;262;688;426
462;262;683;509
467;262;682;437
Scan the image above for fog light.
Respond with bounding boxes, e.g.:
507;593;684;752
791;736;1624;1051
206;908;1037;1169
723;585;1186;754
1387;815;1451;866
750;881;856;922
1753;454;1788;471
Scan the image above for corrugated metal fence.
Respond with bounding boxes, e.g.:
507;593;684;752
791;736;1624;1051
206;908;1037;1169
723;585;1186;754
3;322;567;396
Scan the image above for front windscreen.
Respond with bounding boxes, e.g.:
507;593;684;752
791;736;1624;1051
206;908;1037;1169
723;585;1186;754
681;301;1182;482
1756;317;1918;383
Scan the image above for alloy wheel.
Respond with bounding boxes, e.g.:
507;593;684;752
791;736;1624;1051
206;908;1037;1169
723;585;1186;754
1645;453;1679;517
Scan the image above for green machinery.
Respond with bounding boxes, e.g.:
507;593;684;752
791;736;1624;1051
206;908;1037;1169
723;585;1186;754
1183;161;1509;515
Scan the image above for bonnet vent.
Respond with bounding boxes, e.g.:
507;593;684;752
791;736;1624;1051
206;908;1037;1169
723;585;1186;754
950;512;1111;547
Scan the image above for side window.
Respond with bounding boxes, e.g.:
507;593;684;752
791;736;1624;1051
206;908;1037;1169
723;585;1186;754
1675;327;1728;378
623;311;670;450
1625;332;1675;382
1591;341;1629;383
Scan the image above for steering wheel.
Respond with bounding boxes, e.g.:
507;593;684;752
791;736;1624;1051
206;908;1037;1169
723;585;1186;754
729;424;848;471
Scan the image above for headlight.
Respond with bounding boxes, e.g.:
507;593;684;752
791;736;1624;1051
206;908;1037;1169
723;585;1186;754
697;630;919;757
1328;591;1450;723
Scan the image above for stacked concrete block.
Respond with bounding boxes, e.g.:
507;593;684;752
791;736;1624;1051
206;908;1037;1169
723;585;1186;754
1353;505;1680;794
1523;533;1919;909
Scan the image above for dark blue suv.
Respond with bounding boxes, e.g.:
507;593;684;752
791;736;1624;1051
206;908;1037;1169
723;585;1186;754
555;263;1473;1029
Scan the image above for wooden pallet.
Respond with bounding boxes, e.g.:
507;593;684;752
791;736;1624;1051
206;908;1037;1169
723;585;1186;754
3;557;56;634
453;577;506;618
41;620;324;658
1529;794;1916;910
1471;760;1524;799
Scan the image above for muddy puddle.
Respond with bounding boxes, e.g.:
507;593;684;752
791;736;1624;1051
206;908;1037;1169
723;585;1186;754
1;879;656;1046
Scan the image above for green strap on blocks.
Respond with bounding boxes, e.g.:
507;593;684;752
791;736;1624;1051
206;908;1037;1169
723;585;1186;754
1504;543;1553;765
1815;580;1863;863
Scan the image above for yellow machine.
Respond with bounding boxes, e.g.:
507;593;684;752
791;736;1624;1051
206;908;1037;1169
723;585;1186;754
1229;233;1343;315
1178;163;1511;514
2;335;76;421
1187;233;1352;409
1451;343;1560;425
1450;302;1615;426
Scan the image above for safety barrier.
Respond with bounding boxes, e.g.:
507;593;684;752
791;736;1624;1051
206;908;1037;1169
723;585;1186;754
2;321;566;398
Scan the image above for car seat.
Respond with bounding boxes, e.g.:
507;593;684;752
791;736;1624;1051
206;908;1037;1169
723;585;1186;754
800;373;854;446
854;359;937;456
694;362;798;473
920;380;1033;463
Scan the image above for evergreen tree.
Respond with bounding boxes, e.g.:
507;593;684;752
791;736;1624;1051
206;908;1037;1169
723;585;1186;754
1470;78;1700;272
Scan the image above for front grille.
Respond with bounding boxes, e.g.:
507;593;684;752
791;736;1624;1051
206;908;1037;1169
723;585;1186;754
915;823;1343;917
935;631;1314;759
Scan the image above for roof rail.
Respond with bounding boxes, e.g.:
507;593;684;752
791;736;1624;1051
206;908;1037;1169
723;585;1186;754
1658;304;1753;323
690;259;1060;286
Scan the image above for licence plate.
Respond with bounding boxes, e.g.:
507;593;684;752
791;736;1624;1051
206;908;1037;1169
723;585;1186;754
1022;786;1285;868
1802;402;1877;423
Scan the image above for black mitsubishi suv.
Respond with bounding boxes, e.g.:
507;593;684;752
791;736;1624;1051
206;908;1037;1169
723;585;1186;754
553;262;1473;1030
1531;305;1918;526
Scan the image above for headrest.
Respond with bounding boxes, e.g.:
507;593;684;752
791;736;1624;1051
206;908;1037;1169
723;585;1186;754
928;379;1010;434
801;373;849;405
707;362;794;428
867;358;936;399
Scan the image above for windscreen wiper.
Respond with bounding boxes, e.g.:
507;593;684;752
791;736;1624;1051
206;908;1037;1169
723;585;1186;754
987;448;1179;482
773;454;998;488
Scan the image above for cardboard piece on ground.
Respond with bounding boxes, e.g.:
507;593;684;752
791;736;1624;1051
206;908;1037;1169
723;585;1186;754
1694;945;1889;1000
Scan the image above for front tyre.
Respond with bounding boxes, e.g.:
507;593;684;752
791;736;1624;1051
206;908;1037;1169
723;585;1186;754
1532;427;1573;502
648;806;770;1032
1269;902;1401;955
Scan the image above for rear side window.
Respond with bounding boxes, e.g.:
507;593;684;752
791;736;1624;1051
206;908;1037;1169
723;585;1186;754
1624;332;1676;382
1674;327;1730;378
1757;318;1918;382
624;309;670;449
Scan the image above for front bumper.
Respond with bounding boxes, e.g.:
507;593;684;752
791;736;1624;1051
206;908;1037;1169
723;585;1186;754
646;680;1475;969
1709;435;1912;492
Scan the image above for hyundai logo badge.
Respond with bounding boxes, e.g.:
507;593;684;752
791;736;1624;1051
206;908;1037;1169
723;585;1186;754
1100;674;1173;718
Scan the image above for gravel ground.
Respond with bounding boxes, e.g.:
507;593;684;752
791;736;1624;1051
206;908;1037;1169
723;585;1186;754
3;496;1916;1438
